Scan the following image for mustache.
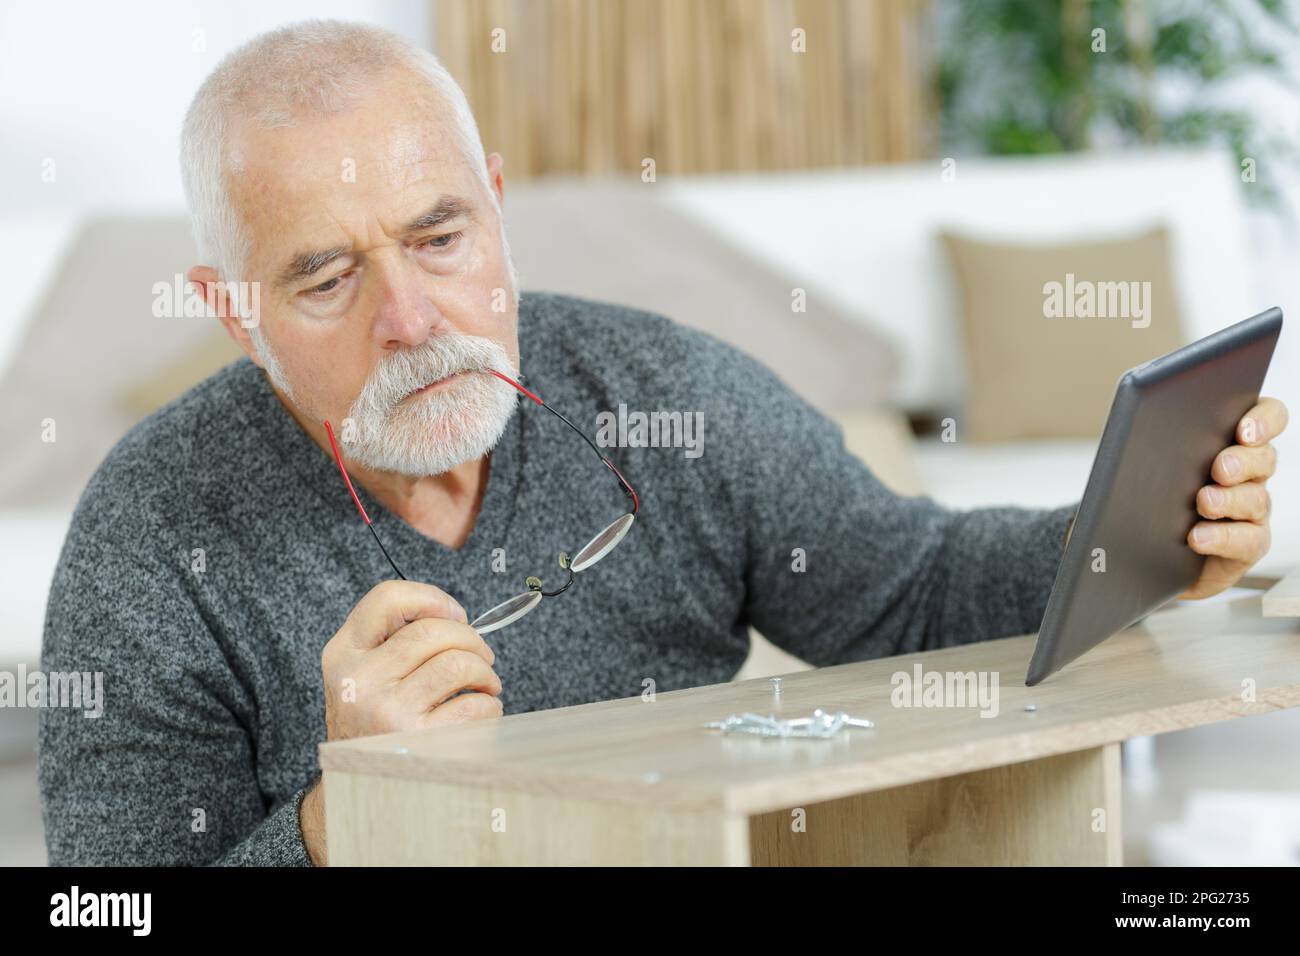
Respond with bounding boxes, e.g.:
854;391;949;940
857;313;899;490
352;333;515;414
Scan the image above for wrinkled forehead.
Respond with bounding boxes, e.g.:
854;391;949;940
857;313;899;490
224;73;488;268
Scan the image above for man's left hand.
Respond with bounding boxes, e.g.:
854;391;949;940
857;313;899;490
1180;396;1288;600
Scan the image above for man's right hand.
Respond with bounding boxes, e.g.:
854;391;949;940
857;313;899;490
322;579;502;738
302;580;503;864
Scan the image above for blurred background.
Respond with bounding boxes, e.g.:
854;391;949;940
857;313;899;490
3;0;1300;866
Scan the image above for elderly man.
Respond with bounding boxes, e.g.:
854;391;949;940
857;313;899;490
39;20;1287;866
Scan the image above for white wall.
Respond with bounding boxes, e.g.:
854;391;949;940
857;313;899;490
0;0;432;216
0;0;433;372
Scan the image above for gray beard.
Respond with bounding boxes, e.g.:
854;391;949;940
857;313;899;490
343;332;519;477
255;326;520;477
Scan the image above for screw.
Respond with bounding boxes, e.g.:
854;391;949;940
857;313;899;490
1024;704;1038;713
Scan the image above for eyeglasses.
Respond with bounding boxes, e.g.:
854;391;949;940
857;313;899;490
324;368;639;635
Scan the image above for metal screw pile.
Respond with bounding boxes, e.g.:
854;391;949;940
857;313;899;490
705;708;875;739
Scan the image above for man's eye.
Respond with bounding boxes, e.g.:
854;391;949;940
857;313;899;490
308;275;344;296
423;231;463;250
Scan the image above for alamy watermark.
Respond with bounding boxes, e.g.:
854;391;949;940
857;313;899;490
1042;273;1151;329
890;663;999;718
1;665;103;718
50;886;150;935
152;273;260;327
595;403;704;459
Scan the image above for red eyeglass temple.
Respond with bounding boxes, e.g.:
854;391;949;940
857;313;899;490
323;367;638;535
324;420;372;525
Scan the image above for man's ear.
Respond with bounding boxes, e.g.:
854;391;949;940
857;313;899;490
486;152;505;206
186;265;264;368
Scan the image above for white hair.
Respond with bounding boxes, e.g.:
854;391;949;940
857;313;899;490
180;19;491;298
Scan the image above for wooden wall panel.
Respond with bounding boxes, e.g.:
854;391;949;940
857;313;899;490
433;0;931;178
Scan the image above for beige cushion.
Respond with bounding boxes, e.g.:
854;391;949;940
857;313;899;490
836;409;924;496
941;227;1184;442
118;329;242;416
0;217;222;509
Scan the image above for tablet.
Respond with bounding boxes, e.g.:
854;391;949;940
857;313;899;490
1025;307;1283;685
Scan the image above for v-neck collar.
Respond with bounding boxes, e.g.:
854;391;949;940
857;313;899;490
229;358;526;566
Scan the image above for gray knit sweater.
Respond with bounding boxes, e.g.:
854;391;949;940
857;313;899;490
39;292;1074;865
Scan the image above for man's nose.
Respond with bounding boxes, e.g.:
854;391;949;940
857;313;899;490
370;261;445;348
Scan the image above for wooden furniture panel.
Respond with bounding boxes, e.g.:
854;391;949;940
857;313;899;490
322;596;1300;864
749;744;1121;866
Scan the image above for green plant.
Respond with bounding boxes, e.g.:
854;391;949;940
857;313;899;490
936;0;1297;202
